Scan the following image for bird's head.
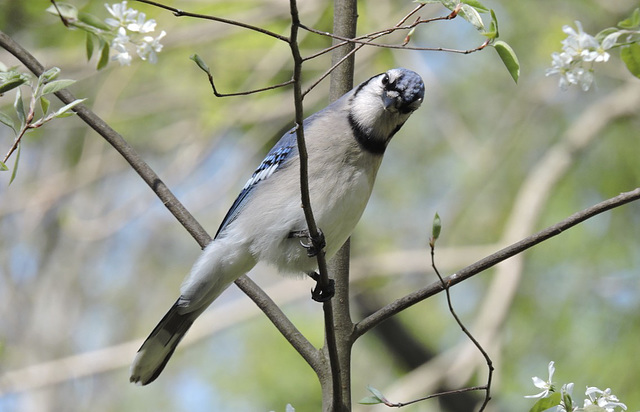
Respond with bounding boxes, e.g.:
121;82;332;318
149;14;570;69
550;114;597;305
378;68;425;114
348;68;424;153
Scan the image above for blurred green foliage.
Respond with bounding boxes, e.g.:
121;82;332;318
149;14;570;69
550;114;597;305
1;1;639;411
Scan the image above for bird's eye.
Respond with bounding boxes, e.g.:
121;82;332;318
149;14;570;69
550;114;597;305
381;74;389;86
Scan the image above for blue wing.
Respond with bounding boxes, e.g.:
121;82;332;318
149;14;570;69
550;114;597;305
214;137;297;238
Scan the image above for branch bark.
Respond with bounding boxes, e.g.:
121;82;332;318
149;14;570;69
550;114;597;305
354;187;640;338
320;0;358;411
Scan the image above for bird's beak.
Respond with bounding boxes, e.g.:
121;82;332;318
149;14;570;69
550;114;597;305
382;93;395;110
382;91;396;110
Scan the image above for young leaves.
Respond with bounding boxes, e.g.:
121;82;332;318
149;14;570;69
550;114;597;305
493;40;520;83
418;0;520;83
1;66;84;182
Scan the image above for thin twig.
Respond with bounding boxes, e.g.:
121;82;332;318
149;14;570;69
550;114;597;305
288;1;344;410
384;385;487;408
300;6;424;97
300;5;449;62
203;68;294;97
301;23;490;53
429;237;493;410
50;0;70;27
3;126;28;164
298;6;475;57
302;44;361;98
299;5;473;98
353;188;640;339
3;85;39;163
133;0;289;42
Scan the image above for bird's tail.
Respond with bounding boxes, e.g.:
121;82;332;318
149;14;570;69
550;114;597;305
130;300;196;385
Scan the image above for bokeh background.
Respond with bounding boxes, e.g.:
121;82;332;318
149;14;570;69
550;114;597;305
1;0;639;411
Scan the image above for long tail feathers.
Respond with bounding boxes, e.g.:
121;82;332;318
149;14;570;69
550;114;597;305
130;300;195;385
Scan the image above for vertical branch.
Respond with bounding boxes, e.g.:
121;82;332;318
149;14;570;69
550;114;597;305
287;2;345;411
326;0;358;410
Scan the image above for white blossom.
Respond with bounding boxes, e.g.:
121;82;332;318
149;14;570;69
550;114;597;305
583;387;628;412
562;21;600;60
137;31;166;63
105;1;137;27
104;2;166;65
111;27;133;65
524;361;556;399
127;12;157;33
546;20;625;91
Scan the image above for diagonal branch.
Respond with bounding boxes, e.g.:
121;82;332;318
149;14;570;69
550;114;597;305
353;187;640;339
0;30;321;373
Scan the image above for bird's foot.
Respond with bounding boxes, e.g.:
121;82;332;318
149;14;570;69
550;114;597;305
307;271;335;302
289;228;326;257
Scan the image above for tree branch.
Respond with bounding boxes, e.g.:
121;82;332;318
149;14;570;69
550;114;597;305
288;1;344;410
429;237;493;410
353;187;640;339
133;0;289;42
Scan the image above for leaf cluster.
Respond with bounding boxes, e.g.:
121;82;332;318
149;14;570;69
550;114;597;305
0;66;84;182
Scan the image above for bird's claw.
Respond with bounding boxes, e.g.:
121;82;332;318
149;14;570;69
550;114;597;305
307;271;335;302
289;228;326;257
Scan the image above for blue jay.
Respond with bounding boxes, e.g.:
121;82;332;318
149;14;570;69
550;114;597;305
130;68;425;385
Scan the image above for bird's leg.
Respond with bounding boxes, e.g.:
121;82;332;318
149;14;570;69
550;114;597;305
288;228;326;257
289;229;333;301
306;271;335;302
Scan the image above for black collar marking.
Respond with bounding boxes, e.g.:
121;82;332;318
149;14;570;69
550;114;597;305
348;112;387;155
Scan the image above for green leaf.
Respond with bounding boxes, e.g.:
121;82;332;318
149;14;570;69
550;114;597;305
78;11;112;31
528;392;562;412
482;9;499;39
365;385;387;403
358;396;383;405
86;32;95;61
190;54;211;74
97;43;110;70
416;0;488;27
618;8;640;29
621;43;640;78
562;391;574;412
52;98;86;118
464;0;490;13
0;69;30;94
42;79;76;95
14;88;25;126
0;160;8;171
0;78;26;94
9;143;21;185
40;96;50;114
459;4;485;31
41;67;60;82
432;213;442;240
45;2;79;21
493;40;520;83
0;111;15;132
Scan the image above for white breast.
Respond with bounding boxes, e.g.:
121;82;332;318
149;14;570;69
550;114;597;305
226;115;383;275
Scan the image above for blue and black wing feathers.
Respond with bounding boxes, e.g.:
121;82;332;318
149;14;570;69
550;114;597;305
214;141;296;238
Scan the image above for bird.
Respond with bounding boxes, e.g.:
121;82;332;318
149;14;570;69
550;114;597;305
130;67;425;385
